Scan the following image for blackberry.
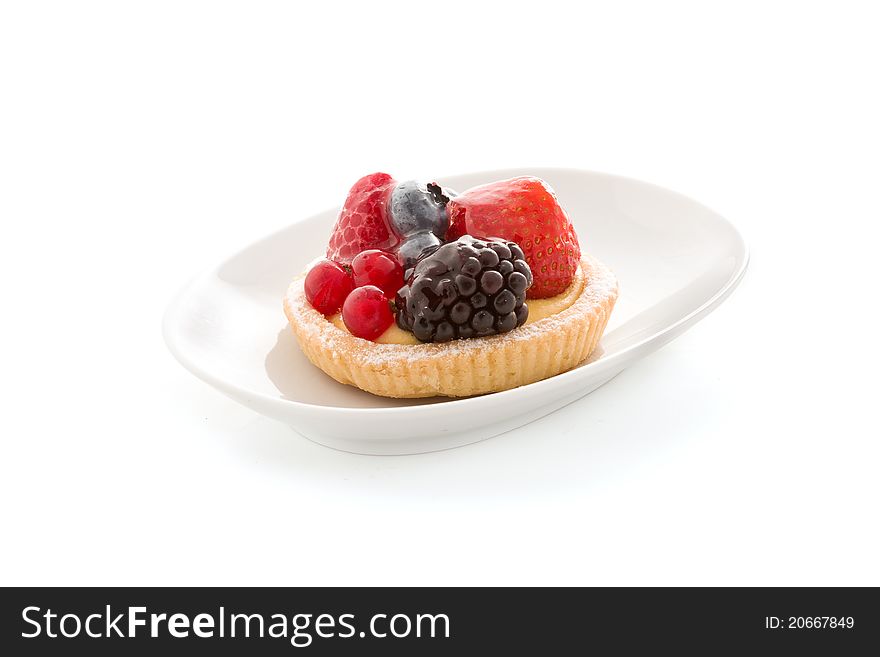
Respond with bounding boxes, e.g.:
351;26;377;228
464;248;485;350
395;235;533;343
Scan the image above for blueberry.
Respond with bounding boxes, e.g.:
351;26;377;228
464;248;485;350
388;180;457;238
396;232;442;270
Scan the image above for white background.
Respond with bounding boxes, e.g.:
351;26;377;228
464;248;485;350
2;0;878;586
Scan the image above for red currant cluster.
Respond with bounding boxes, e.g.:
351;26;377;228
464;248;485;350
304;250;402;341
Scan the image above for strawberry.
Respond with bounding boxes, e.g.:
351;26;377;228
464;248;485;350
446;177;581;298
327;172;400;263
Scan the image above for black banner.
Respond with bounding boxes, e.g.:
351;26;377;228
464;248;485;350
1;587;876;654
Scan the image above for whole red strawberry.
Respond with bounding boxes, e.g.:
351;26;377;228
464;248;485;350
446;177;581;298
327;172;400;263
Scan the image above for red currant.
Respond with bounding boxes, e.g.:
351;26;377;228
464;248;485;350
350;249;404;298
342;285;394;341
304;259;354;315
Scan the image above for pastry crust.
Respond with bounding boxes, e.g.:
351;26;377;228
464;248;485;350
284;255;618;398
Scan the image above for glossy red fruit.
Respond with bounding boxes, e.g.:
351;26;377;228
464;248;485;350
350;249;404;298
446;177;581;298
304;259;354;315
342;285;394;341
327;172;400;263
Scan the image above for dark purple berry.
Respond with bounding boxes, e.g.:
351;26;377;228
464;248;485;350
456;274;477;296
493;289;516;315
479;270;504;295
514;259;531;279
497;312;518;332
394;235;532;342
490;242;511;260
508;271;529;294
478;249;500;267
435;321;455;342
472;310;493;331
450;302;471;324
461;257;481;277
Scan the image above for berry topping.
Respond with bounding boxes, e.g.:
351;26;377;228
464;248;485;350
388;179;457;271
304;259;354;315
388;179;457;238
342;285;395;341
395;235;533;343
447;177;581;298
327;172;399;264
396;231;442;273
350;249;404;298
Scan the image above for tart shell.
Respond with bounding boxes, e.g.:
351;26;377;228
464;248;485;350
283;255;618;398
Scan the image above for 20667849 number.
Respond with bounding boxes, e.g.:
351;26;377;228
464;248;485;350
790;617;854;629
765;616;855;629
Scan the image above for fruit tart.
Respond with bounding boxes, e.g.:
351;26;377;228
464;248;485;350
283;173;618;398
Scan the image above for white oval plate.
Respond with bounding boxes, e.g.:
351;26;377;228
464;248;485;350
164;168;747;454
